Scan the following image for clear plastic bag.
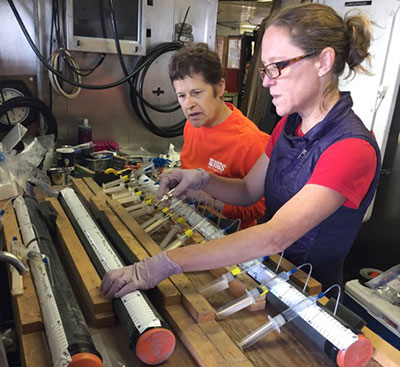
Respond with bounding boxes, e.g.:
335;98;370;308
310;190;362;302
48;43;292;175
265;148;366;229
365;264;400;306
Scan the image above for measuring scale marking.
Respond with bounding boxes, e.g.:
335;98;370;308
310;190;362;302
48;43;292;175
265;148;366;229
61;188;161;333
13;197;71;367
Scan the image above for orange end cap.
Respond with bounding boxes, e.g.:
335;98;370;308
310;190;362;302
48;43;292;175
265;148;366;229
135;328;176;365
69;353;103;367
337;335;373;367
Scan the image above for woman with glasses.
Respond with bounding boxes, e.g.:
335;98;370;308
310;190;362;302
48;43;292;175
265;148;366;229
101;3;381;298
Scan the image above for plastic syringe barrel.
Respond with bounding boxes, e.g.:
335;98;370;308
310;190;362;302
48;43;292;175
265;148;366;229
160;225;181;249
239;296;316;349
238;314;285;350
21;197;103;367
265;290;342;365
279;296;316;323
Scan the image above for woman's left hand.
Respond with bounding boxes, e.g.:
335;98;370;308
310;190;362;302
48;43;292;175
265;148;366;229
101;252;183;298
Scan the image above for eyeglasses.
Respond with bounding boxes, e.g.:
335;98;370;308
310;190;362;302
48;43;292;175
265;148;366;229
258;52;317;80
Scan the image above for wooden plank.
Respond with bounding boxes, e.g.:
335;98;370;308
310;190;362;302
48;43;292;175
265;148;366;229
362;327;400;367
2;204;43;335
83;176;104;195
79;178;216;323
198;320;253;366
89;195;181;306
268;254;321;294
20;332;51;367
164;304;228;367
71;177;97;202
45;197;114;328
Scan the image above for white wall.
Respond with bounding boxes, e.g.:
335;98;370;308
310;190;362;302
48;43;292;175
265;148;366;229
319;0;400;161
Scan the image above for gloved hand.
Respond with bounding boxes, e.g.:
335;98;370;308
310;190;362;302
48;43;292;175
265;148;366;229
101;252;182;298
157;168;210;199
186;189;225;211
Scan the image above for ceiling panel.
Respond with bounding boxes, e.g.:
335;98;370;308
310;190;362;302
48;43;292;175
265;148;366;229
218;1;272;28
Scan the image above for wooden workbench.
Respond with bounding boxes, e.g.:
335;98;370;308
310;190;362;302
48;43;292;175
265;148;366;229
2;179;399;367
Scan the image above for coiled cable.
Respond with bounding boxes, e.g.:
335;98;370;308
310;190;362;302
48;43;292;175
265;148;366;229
0;97;58;139
108;0;185;137
7;0;150;90
128;42;186;137
49;49;82;98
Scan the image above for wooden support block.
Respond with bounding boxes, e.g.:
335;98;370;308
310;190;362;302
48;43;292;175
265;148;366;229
2;204;43;335
170;273;216;323
45;197;114;328
83;176;104;195
71;178;96;202
363;327;400;367
164;304;229;367
198;320;253;366
268;254;321;294
89;195;181;307
20;331;51;367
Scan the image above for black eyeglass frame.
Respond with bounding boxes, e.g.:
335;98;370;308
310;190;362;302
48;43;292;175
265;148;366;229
259;52;318;80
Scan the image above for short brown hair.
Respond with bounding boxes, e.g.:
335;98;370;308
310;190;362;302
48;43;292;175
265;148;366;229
169;43;225;86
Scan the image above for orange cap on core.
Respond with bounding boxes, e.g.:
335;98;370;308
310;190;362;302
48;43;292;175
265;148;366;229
135;328;176;365
69;352;103;367
337;335;373;367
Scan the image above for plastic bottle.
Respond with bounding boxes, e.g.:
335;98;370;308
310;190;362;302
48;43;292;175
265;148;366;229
0;153;11;185
78;118;92;144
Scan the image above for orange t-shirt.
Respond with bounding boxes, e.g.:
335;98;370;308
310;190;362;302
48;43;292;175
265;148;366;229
181;103;270;228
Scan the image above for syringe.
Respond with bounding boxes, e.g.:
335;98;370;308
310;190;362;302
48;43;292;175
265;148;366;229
216;268;299;319
197;268;240;298
141;201;182;230
238;292;325;350
125;196;153;213
144;204;185;235
159;222;184;249
164;215;211;251
154;188;175;209
198;258;267;298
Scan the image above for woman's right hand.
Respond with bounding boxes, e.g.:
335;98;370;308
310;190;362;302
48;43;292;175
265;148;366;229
157;168;210;199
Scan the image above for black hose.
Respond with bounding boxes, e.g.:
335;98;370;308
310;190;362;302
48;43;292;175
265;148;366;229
7;0;150;90
0;97;58;139
129;42;186;137
107;0;185;137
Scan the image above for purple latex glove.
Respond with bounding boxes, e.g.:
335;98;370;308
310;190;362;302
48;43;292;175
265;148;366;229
157;168;210;199
101;252;182;298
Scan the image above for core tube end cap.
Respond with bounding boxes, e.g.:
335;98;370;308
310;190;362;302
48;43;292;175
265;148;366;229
337;335;373;367
69;353;103;367
136;328;176;365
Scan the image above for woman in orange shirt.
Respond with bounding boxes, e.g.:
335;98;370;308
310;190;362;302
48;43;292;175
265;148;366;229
170;43;270;229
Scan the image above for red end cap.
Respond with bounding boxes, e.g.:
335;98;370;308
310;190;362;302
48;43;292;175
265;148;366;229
69;353;103;367
135;328;176;365
337;335;373;367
